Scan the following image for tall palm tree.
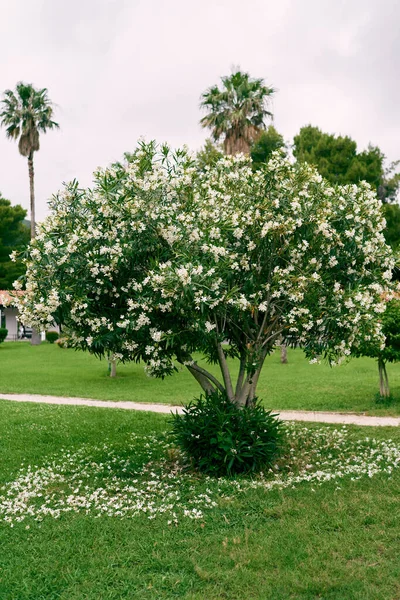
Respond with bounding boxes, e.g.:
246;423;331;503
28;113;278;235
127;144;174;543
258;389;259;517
0;82;59;239
200;70;275;155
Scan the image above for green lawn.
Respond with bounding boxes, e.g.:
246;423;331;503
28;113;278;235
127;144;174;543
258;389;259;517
1;400;400;600
1;342;400;415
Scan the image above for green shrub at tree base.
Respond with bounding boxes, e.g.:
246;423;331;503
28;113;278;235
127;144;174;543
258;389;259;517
171;392;283;476
45;331;59;344
0;327;8;343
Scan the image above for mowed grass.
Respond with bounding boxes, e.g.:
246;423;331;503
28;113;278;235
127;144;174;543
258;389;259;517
2;342;400;415
1;400;400;600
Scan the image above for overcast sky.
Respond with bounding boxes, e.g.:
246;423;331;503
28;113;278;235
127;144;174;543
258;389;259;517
0;0;399;222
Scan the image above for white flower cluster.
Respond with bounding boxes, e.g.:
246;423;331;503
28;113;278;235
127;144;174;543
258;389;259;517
15;141;394;378
1;425;399;528
0;434;215;527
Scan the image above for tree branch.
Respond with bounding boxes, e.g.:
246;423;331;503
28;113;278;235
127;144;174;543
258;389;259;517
236;347;268;406
186;361;225;394
216;341;235;401
261;327;284;348
186;365;216;395
235;350;247;397
213;315;235;401
176;351;225;395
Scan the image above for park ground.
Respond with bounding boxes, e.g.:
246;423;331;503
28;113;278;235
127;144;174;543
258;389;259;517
0;401;400;599
1;342;400;415
1;343;400;599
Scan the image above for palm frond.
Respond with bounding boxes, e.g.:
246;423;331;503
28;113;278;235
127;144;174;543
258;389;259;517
0;81;59;157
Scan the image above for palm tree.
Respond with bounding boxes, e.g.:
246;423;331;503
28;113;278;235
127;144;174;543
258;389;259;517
0;82;59;239
200;70;275;155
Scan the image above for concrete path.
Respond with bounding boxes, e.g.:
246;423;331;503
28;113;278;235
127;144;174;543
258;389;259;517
0;392;399;427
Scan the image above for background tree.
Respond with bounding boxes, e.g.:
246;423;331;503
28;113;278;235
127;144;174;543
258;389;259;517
0;82;59;239
0;194;29;289
382;203;400;252
250;125;286;168
16;142;393;408
354;298;400;398
196;139;224;170
293;126;385;188
293;125;400;250
200;70;275;155
378;160;400;203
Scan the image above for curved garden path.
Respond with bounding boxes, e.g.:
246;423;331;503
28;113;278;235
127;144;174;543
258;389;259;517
0;393;399;427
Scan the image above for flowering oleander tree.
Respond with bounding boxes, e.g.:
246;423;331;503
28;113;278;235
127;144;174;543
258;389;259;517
15;141;394;406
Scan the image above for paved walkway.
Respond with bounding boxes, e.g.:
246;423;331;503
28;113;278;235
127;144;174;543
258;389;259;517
0;392;399;427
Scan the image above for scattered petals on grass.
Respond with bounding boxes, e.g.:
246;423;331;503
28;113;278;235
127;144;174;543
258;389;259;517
1;424;400;527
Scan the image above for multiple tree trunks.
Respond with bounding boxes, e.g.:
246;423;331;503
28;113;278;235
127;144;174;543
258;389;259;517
181;343;269;408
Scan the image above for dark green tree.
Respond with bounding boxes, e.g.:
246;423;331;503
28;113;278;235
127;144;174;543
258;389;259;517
293;126;386;188
293;125;400;249
0;195;29;289
250;125;286;168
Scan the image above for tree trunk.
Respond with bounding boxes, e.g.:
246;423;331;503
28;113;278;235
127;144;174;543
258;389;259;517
30;328;42;345
28;154;35;239
216;342;235;402
186;365;216;395
378;358;390;397
177;351;225;397
246;367;263;407
109;358;117;378
280;344;288;364
182;348;268;408
235;352;247;397
224;135;251;156
236;350;268;407
28;154;41;345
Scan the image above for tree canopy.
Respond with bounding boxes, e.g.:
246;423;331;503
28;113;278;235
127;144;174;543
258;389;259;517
250;126;286;168
293;126;385;188
0;82;59;154
16;142;393;406
200;70;275;155
0;195;29;289
293;125;400;249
